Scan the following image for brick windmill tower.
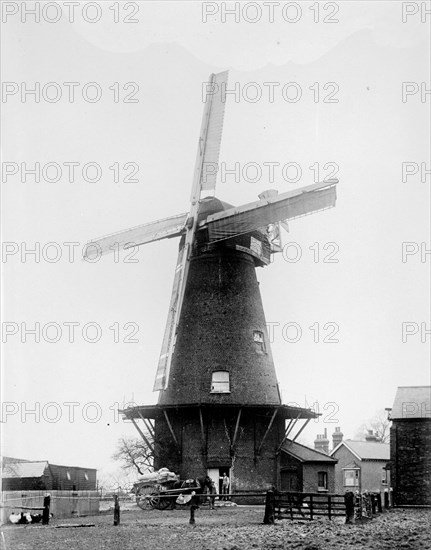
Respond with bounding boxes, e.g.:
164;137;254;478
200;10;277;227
87;72;338;494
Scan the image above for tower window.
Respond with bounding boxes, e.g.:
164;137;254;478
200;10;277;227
211;371;230;393
253;330;266;352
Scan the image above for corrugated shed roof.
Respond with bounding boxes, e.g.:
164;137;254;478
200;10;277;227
2;461;48;478
281;440;337;463
331;440;389;461
390;386;431;420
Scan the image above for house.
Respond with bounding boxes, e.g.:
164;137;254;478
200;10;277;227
280;440;337;493
1;457;97;491
389;385;431;505
329;432;390;496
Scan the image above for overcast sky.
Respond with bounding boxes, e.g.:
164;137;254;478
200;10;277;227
1;1;430;481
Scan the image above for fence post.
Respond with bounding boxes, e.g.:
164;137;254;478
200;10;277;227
263;490;275;524
384;490;389;509
309;495;313;521
189;503;198;525
371;493;377;515
344;491;354;524
328;495;332;520
113;495;120;526
42;494;51;525
376;492;382;513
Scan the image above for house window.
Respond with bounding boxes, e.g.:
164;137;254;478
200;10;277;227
211;371;230;393
66;471;71;481
84;473;89;481
382;469;388;485
318;471;328;491
253;330;266;352
344;469;359;487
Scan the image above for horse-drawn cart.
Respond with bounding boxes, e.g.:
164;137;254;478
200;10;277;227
133;469;213;511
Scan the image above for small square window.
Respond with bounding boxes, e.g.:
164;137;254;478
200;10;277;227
66;471;71;481
253;331;264;343
253;330;266;352
211;371;230;393
84;473;89;481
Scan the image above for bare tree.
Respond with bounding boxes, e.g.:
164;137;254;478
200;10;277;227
112;435;154;475
98;470;137;494
356;409;391;443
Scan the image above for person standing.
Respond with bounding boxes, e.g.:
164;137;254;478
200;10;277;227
221;473;230;501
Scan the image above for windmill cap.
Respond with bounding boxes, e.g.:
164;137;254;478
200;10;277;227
197;197;235;223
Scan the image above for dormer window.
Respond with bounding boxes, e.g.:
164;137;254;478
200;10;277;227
211;371;230;393
253;330;266;352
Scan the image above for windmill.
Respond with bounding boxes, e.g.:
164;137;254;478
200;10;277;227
87;71;338;492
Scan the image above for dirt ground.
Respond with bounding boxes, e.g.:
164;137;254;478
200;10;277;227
2;506;430;550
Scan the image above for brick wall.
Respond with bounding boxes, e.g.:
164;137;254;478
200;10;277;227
154;407;283;491
158;248;281;407
391;419;431;505
279;453;335;492
303;463;336;493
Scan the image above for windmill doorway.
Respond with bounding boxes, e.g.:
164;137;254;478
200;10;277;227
207;467;231;498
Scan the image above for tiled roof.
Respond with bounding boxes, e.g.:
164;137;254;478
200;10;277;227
390;386;431;420
331;440;389;461
2;461;48;478
281;440;337;463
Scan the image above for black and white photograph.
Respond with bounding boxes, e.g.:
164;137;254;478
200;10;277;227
1;1;430;548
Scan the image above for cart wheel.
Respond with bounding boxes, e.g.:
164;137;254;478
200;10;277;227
150;493;172;510
135;484;155;510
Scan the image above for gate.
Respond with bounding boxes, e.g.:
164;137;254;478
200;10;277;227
264;491;346;522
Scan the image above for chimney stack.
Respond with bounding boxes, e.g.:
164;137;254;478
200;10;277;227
314;428;329;454
365;429;379;442
332;426;343;450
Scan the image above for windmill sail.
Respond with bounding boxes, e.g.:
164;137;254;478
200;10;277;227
199;71;229;192
153;244;186;391
201;180;338;242
153;71;229;391
84;213;188;258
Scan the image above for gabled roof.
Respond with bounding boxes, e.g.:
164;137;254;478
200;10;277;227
390;386;431;420
2;461;49;479
281;440;337;463
330;440;389;461
342;461;360;470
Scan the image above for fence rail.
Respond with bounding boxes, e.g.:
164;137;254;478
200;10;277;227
264;491;347;523
1;490;100;524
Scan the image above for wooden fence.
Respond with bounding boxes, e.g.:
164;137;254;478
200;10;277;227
1;490;100;524
264;491;346;523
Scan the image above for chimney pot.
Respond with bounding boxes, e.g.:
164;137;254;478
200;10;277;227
332;426;343;450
